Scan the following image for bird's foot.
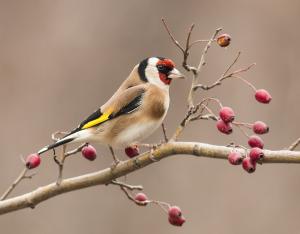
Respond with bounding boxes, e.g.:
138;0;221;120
149;147;159;162
110;158;121;170
137;143;160;162
108;146;122;170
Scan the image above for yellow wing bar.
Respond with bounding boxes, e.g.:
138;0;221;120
82;109;113;129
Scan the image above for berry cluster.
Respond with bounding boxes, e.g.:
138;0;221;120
228;147;265;173
212;82;271;173
133;192;186;227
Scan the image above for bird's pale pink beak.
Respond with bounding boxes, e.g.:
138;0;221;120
168;68;185;79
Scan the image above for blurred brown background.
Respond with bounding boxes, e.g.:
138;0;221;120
0;0;300;233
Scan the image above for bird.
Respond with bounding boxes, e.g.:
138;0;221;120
38;57;184;161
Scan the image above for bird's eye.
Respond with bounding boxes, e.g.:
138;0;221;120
157;65;164;71
157;64;171;74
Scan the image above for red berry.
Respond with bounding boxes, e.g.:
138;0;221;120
168;206;182;219
134;193;148;206
81;145;97;161
253;121;269;134
217;34;231;47
216;119;233;134
125;145;140;158
25;153;41;169
168;216;186;227
249;147;264;162
255;89;272;104
228;151;243;165
134;193;148;202
242;157;256;173
219;106;235;123
248;135;264;149
168;206;185;226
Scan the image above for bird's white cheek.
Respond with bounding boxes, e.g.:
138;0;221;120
145;67;159;82
145;67;169;90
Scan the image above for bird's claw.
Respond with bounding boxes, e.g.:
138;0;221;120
149;148;159;162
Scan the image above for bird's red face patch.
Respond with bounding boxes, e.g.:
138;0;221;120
156;59;176;85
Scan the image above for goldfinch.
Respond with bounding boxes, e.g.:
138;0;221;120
38;57;184;155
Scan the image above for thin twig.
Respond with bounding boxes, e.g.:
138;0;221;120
119;186;140;204
196;28;222;72
189;39;212;49
288;138;300;151
232;121;253;129
222;51;241;77
170;98;217;141
56;145;66;185
170;108;194;141
54;143;87;185
161;123;168;142
187;28;222;108
111;180;143;191
194;63;256;90
230;75;257;91
161;18;196;72
65;143;87;157
190;114;218;122
0;168;28;200
235;124;251;138
161;18;185;53
111;179;146;206
182;23;196;71
149;200;170;213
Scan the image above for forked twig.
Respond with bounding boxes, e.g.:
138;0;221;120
186;28;222;107
111;180;143;191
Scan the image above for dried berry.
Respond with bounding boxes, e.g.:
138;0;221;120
81;145;97;161
255;89;272;104
216;119;233;134
25;153;41;169
242;157;256;173
217;34;231;47
248;135;264;149
253;121;269;134
219;106;235;123
228;151;243;165
125;145;140;158
249;147;264;162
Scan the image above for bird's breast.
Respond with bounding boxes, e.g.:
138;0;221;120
146;88;170;120
112;120;161;147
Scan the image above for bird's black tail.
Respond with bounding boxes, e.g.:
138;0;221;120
38;137;75;155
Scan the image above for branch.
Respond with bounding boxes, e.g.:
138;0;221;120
0;141;299;215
